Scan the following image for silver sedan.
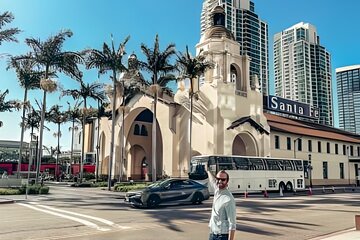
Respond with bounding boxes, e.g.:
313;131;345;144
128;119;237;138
125;178;210;208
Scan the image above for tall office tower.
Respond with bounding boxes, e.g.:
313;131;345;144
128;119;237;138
201;0;269;95
274;22;333;126
336;65;360;134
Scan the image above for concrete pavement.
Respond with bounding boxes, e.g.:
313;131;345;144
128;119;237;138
1;184;360;239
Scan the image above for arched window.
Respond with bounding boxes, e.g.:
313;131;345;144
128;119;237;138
141;125;148;136
134;124;140;135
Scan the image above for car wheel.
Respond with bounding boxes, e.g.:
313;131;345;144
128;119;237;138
192;192;204;204
147;195;160;208
286;182;293;192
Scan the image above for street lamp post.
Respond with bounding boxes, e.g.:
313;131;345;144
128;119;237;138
293;136;302;158
308;153;313;188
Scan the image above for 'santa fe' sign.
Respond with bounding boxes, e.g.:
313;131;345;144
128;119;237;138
264;95;319;119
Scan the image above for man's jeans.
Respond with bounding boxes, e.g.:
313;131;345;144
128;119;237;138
209;233;229;240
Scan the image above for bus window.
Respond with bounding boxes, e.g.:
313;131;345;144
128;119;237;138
282;160;294;171
294;160;304;171
265;159;281;170
217;157;236;171
249;158;266;170
233;157;249;170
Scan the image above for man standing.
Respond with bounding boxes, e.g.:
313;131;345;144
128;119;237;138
207;169;236;240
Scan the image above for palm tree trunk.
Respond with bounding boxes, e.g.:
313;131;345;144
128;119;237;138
151;92;157;182
56;123;60;180
26;127;34;199
80;99;87;183
108;70;117;190
36;90;47;183
189;92;193;175
70;120;75;175
18;89;28;178
95;101;100;182
120;107;125;182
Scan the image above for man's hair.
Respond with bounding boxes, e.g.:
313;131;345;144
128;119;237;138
218;170;229;182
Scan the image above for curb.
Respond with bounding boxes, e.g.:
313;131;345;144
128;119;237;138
0;199;15;204
308;228;356;240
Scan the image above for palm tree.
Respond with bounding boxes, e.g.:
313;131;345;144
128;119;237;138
23;107;41;172
84;35;129;189
0;89;20;112
95;100;110;181
66;100;82;169
14;30;83;182
176;46;214;168
62;80;106;182
0;11;20;46
7;57;44;177
46;105;68;179
139;34;176;181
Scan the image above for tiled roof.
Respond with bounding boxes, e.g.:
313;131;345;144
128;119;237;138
264;112;360;143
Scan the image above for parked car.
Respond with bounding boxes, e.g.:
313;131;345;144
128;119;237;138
125;178;210;208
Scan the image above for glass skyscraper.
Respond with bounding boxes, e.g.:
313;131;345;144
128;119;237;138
274;22;333;126
336;65;360;134
201;0;269;95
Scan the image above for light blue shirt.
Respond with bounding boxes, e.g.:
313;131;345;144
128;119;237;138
208;173;237;234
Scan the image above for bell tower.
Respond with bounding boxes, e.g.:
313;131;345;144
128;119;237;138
191;6;271;157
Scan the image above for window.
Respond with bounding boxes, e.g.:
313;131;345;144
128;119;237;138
318;141;321;153
339;163;344;179
308;140;312;152
134;124;140;135
297;139;302;151
343;145;346;155
287;137;291;150
358;146;360;157
327;142;330;154
141;125;148;136
323;162;328;179
335;144;339;154
350;146;354;156
275;135;280;149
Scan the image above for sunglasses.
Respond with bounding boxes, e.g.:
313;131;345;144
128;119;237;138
216;178;227;182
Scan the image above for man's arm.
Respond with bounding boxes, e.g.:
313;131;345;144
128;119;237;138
226;198;237;240
228;230;235;240
206;169;217;191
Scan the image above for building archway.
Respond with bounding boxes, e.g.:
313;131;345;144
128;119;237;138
232;132;258;156
119;107;163;181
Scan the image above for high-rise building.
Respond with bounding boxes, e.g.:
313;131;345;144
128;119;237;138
274;22;333;126
336;65;360;134
201;0;269;95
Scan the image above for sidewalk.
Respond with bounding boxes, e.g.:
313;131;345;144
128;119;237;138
309;228;360;240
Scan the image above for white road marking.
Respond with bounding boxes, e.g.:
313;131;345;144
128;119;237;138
29;202;118;227
17;203;110;231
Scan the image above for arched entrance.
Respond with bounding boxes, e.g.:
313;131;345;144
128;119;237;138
121;108;163;181
232;133;258;156
127;144;147;180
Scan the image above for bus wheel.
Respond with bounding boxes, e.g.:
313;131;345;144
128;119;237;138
279;182;285;193
285;182;293;192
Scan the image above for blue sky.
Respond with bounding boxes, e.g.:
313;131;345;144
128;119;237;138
1;0;360;151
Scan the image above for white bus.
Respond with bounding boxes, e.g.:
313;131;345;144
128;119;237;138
188;155;305;193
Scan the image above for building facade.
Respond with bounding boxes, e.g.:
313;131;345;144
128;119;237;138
201;0;269;95
336;65;360;134
87;7;360;187
274;22;333;126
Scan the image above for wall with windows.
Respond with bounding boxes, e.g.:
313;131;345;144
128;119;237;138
270;131;359;186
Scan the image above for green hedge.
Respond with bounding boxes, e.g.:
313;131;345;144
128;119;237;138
114;183;150;192
0;185;49;195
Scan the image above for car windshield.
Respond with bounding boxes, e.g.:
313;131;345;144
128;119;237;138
147;179;172;189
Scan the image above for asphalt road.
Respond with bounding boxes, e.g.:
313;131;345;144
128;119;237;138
1;185;359;240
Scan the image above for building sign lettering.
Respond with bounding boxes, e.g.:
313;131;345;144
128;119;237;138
264;95;319;119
